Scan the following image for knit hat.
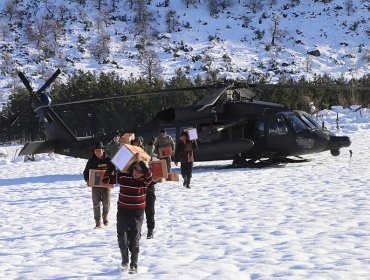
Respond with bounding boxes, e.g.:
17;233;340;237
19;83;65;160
93;141;105;149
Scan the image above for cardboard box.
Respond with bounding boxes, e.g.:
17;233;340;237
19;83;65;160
88;169;114;188
167;172;179;181
186;128;198;140
111;144;151;172
150;159;168;178
158;146;172;158
121;132;135;145
156;177;165;183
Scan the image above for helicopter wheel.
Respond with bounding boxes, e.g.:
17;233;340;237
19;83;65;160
232;155;249;167
330;149;340;156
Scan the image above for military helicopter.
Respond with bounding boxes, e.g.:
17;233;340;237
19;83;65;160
13;69;356;167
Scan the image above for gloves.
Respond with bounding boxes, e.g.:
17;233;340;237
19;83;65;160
138;160;149;174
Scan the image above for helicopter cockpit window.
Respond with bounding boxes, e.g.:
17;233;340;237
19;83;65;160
302;113;320;128
269;117;288;135
298;114;317;129
282;112;306;133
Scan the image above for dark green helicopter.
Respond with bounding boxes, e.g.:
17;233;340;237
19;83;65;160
13;69;357;167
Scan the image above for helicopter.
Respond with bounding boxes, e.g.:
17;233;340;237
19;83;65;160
12;69;355;167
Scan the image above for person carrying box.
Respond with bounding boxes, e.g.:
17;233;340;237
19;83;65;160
106;131;121;157
83;141;116;228
144;136;157;159
154;129;175;173
174;131;198;189
115;158;157;274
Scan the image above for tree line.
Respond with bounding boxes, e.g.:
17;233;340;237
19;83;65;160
0;71;369;144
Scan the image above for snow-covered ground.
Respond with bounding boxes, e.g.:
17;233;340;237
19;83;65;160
0;107;369;279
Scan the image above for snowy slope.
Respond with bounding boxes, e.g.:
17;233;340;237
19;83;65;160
0;0;369;101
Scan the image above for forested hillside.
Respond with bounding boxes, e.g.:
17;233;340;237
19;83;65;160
0;0;369;142
0;0;368;92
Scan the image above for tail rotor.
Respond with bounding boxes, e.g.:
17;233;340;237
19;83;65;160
10;69;61;127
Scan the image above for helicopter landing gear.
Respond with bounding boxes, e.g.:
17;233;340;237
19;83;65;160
330;149;340;156
221;155;310;169
273;156;310;164
232;155;249;167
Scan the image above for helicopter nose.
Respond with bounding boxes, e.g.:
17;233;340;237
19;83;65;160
328;136;351;150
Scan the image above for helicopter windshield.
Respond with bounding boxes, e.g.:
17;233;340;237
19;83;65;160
301;113;321;128
297;114;317;129
281;112;307;133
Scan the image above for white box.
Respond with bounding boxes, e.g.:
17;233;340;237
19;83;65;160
111;144;151;172
186;128;198;140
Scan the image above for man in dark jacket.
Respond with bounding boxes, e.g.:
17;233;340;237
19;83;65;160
174;131;198;188
83;141;116;229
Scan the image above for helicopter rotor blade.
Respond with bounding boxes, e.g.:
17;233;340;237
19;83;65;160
196;85;230;112
15;70;60;126
245;83;370;91
13;72;33;126
32;80;370;112
18;72;34;94
10;103;30;127
38;85;215;110
35;69;61;95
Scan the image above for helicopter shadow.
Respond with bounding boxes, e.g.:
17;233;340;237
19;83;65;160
0;174;82;187
180;158;305;174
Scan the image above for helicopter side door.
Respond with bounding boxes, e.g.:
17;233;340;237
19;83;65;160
266;115;295;152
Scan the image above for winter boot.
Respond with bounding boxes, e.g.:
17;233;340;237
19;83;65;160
102;213;109;226
182;175;187;187
147;228;154;239
129;253;138;274
128;266;138;274
120;263;129;272
94;219;102;229
120;249;129;269
186;177;191;189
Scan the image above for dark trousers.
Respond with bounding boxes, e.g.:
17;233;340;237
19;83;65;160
145;187;156;230
180;162;193;178
117;209;144;268
92;187;111;221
